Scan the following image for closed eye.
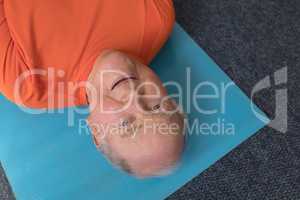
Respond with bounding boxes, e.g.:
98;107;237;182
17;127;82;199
111;76;138;90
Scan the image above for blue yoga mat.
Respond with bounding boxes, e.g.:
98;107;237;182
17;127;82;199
0;24;268;200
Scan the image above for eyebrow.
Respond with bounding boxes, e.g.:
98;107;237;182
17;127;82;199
111;76;138;90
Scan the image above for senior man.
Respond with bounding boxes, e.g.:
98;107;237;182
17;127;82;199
0;0;185;178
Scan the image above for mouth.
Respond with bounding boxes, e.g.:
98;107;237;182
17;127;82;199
111;76;138;90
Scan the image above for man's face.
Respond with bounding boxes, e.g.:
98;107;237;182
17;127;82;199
87;51;185;177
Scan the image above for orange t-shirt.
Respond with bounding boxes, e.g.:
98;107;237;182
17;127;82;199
0;0;175;109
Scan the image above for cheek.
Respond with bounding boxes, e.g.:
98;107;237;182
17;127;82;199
110;87;133;102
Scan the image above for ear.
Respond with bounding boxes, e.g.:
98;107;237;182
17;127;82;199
92;134;101;148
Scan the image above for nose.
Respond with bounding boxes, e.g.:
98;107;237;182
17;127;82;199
122;99;150;124
133;96;150;114
125;93;153;115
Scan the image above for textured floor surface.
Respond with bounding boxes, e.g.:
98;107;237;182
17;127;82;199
1;0;300;199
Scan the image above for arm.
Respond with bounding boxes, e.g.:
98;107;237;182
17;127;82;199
0;0;13;69
0;0;16;98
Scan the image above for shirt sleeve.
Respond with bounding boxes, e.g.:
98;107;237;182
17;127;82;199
0;0;17;101
0;0;13;71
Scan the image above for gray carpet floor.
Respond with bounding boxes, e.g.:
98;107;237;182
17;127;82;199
1;0;300;199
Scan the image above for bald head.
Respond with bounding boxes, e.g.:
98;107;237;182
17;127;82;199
90;103;185;178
